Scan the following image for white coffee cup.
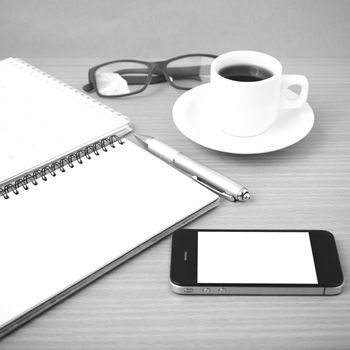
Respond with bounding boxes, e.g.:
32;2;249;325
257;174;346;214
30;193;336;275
210;51;309;137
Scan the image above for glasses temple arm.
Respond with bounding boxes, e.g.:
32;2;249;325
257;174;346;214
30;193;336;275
82;64;209;91
166;65;210;81
99;68;167;85
83;83;95;92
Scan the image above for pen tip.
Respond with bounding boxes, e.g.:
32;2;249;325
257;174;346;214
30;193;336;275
132;133;148;145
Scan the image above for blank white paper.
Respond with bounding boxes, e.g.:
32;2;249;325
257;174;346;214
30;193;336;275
0;140;218;327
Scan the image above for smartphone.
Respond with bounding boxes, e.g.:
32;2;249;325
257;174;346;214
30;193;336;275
170;230;344;295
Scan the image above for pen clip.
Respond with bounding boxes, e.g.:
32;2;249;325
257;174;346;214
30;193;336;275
192;176;236;202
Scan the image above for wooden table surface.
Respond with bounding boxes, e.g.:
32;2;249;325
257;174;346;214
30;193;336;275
1;58;350;349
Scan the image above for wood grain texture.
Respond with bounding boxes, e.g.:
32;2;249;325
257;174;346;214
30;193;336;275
1;58;350;349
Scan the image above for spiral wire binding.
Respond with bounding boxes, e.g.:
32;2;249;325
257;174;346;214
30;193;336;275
0;135;124;200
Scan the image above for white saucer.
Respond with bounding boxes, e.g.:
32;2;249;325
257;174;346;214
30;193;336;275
172;83;314;154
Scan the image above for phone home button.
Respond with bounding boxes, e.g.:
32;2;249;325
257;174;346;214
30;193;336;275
203;288;210;293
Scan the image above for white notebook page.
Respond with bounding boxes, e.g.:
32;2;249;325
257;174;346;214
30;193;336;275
0;58;129;184
0;140;218;327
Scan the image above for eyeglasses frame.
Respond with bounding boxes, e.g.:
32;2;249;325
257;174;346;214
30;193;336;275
83;53;217;98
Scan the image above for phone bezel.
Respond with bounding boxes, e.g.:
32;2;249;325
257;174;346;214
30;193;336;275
170;229;343;289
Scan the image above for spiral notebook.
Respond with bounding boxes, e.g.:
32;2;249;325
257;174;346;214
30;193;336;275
0;59;219;337
0;57;131;193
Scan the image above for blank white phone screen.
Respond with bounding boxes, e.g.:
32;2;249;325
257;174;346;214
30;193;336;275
197;231;318;284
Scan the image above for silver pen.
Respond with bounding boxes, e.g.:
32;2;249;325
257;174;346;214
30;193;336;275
133;133;250;202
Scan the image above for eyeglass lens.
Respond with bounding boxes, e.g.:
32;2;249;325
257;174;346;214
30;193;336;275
95;61;150;96
166;56;213;89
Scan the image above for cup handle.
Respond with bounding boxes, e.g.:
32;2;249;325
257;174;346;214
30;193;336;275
280;74;309;109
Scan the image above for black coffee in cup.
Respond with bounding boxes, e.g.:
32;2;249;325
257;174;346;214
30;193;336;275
219;64;273;82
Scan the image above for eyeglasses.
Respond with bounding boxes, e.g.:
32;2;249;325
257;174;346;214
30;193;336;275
82;54;217;97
